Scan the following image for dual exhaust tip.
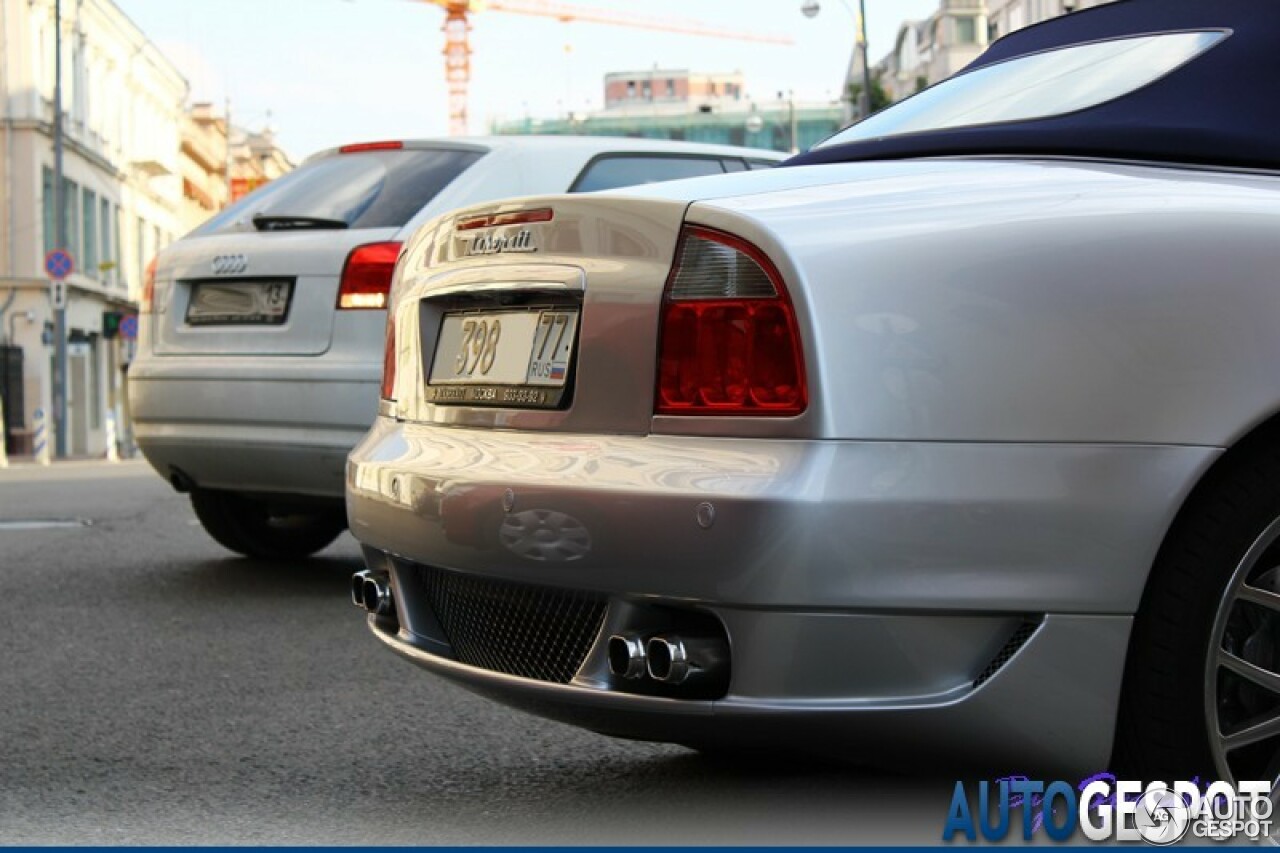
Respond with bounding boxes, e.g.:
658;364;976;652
351;569;394;616
608;633;720;685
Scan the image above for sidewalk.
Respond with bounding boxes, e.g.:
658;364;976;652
0;456;151;483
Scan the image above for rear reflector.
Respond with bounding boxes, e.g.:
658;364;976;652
339;140;404;154
337;242;402;310
140;256;157;314
656;226;807;416
380;312;397;402
456;207;553;231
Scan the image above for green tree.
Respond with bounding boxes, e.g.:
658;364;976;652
848;72;891;117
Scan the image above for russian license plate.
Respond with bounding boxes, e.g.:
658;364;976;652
186;280;292;326
427;309;579;408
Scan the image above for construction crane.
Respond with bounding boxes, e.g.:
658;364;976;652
420;0;794;136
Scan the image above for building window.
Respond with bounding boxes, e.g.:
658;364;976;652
99;197;112;284
42;167;54;255
83;188;97;279
642;81;651;100
136;215;146;288
955;16;977;44
61;178;80;262
666;79;675;97
88;337;101;430
627;81;636;98
113;204;123;288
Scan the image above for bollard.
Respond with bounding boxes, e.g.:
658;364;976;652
0;394;7;469
33;407;50;466
104;411;119;463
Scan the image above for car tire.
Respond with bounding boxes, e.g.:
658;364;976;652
190;489;346;560
1117;441;1280;784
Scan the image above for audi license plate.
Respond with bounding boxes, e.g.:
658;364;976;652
427;309;579;408
186;280;293;326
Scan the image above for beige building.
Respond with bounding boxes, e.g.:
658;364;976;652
863;0;1116;111
180;105;296;231
179;102;229;233
986;0;1114;41
228;124;293;204
0;0;186;458
856;0;991;108
603;69;746;110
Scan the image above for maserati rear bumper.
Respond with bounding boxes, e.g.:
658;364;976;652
347;416;1219;772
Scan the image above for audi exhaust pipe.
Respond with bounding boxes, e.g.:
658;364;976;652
351;569;394;616
646;634;729;687
608;634;647;680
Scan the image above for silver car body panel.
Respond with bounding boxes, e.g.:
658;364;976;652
349;421;1216;615
349;156;1280;768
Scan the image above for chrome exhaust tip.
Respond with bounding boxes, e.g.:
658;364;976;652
351;570;373;609
608;634;647;680
646;635;691;684
353;570;394;616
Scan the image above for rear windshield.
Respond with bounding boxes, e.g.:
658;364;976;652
817;30;1226;147
570;155;732;192
191;147;485;236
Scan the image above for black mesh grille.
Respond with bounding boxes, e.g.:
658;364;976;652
974;621;1040;688
418;566;606;684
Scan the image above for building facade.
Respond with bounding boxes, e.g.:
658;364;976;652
857;0;991;108
986;0;1114;41
866;0;1117;108
179;102;229;234
228;124;293;204
0;0;187;458
495;69;843;154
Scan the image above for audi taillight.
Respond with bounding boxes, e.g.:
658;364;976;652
656;225;807;416
337;241;402;310
140;257;157;314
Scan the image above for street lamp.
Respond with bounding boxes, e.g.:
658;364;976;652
801;0;873;121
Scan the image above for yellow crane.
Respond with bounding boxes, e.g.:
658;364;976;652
420;0;794;135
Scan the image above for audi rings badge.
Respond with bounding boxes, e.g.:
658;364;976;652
210;254;248;275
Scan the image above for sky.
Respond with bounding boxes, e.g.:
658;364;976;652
114;0;939;161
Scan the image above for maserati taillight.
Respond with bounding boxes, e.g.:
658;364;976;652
656;225;807;416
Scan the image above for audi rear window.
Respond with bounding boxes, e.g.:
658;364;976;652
191;147;485;236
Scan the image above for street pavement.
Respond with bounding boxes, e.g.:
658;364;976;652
0;459;953;844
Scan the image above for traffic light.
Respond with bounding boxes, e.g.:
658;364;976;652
103;311;123;340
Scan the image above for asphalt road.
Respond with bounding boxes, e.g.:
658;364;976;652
0;460;955;844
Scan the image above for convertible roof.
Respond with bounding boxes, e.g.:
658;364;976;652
787;0;1280;172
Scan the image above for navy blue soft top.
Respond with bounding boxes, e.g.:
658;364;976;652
786;0;1280;171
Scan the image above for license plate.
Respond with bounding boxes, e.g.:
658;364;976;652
186;280;293;326
427;309;579;408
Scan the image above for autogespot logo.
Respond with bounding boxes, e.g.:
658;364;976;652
942;774;1274;844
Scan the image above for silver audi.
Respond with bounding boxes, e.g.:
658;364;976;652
349;1;1280;780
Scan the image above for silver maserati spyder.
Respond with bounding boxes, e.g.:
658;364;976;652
348;0;1280;781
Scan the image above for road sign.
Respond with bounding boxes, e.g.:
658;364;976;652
50;281;67;310
120;315;138;340
44;249;74;281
